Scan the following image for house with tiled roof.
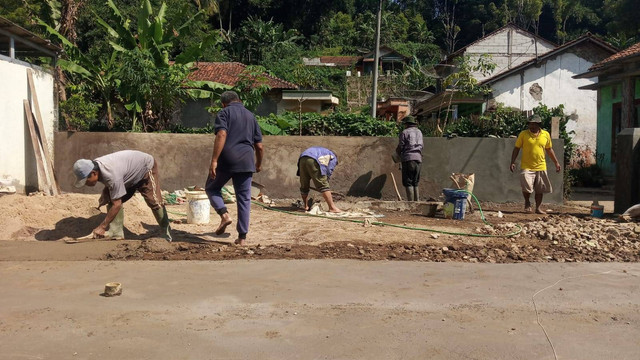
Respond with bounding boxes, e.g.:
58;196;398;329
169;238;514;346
179;62;298;127
357;45;411;75
415;30;617;167
574;41;640;176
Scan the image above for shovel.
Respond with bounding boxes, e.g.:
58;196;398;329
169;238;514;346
64;233;119;244
64;233;96;244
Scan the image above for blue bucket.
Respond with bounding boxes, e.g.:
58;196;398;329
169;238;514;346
443;189;468;220
590;205;604;218
443;188;468;203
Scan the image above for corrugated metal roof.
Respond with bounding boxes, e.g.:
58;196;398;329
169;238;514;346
0;16;61;57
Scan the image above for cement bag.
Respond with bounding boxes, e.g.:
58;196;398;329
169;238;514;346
450;173;475;210
621;204;640;220
222;185;236;204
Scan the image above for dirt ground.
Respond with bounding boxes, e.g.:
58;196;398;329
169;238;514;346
2;193;639;359
1;192;638;263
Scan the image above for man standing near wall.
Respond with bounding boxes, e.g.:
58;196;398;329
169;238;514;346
297;146;341;213
395;116;423;201
206;91;264;246
510;114;561;214
72;150;172;241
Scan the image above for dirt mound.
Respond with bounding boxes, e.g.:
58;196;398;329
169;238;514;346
0;193;157;241
102;237;640;263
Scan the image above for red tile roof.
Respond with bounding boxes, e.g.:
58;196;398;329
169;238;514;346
187;62;298;89
590;41;640;70
318;56;360;67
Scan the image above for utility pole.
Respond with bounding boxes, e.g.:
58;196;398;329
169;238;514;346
370;0;382;118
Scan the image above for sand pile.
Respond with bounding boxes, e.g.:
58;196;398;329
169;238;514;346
0;193;158;241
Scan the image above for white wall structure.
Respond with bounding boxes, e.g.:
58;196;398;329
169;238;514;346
459;25;556;82
489;51;605;166
0;56;57;193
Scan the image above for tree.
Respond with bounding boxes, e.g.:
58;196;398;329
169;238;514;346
39;18;120;127
437;54;496;135
435;0;461;54
547;0;599;44
320;12;356;50
511;0;543;31
230;16;303;64
603;0;640;41
40;0;228;131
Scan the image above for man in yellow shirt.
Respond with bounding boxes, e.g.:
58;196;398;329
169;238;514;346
510;114;561;214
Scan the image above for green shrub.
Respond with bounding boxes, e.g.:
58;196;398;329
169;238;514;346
569;164;607;188
257;112;399;136
59;94;101;131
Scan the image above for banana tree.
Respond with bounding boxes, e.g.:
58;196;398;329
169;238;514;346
38;19;119;128
95;0;209;67
96;0;228;129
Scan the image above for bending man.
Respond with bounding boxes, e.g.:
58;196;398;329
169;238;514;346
73;150;172;241
297;146;341;213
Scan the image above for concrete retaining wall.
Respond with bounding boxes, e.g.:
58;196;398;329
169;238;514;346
54;132;564;203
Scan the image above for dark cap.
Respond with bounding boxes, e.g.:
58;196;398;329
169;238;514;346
528;114;542;123
402;115;417;125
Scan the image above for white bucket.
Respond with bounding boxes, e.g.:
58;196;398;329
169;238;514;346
185;191;210;224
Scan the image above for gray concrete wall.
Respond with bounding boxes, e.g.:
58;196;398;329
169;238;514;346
54;132;564;203
179;98;215;128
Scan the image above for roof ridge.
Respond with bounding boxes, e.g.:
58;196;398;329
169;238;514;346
481;33;617;85
445;23;556;61
589;41;640;70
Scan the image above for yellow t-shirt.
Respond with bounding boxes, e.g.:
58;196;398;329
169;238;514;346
515;129;552;171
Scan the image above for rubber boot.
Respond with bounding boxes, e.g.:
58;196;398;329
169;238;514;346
104;205;125;239
153;206;173;242
405;186;414;202
414;187;420;202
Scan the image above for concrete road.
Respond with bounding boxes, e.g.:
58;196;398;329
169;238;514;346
0;260;638;360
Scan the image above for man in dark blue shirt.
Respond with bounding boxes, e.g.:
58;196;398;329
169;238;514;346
206;91;264;246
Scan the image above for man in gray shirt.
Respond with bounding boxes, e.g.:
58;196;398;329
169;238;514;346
72;150;172;241
395;116;424;201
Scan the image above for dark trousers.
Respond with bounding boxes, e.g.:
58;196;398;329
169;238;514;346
205;169;253;239
102;160;163;210
401;160;422;187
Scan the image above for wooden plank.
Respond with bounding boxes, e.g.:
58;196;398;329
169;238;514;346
27;69;61;195
24;100;51;195
622;77;635;129
390;172;402;201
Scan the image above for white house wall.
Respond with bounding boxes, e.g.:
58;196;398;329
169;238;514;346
0;57;56;193
491;52;599;166
465;27;555;82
